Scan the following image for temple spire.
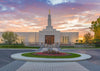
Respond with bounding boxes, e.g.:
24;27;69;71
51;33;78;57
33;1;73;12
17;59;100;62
49;9;51;15
47;9;53;29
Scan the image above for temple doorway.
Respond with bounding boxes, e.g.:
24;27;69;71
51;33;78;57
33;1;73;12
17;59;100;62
45;35;54;44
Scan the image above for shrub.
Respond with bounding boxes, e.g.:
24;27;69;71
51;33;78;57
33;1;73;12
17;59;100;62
61;46;74;48
94;39;100;47
0;45;40;48
1;45;25;48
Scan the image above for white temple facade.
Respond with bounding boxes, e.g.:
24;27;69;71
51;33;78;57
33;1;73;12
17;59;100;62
38;10;78;45
0;10;79;45
39;11;60;45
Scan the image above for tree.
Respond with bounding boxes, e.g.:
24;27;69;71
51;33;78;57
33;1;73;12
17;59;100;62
83;32;93;44
80;40;83;43
2;31;18;45
90;17;100;39
76;40;78;43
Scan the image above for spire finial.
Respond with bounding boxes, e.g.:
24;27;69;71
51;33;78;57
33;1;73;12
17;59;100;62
49;9;51;14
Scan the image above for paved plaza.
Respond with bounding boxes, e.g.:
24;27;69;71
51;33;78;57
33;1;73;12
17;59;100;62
0;49;100;71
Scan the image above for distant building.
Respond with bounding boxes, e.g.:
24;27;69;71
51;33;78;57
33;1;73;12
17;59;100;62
0;10;79;45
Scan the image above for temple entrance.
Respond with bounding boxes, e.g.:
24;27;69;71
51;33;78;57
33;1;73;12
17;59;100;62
45;35;54;44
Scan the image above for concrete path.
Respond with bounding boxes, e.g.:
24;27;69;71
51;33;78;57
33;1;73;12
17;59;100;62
11;52;91;62
0;61;25;71
1;60;100;71
16;62;89;71
1;49;100;71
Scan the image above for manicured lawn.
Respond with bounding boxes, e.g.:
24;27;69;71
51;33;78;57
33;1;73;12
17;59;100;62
61;47;100;49
0;45;40;49
22;52;81;58
0;47;39;49
61;46;100;49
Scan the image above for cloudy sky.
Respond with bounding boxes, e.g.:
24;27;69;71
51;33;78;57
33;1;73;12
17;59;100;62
0;0;100;39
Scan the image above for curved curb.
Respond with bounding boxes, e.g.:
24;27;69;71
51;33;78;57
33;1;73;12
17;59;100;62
11;52;92;62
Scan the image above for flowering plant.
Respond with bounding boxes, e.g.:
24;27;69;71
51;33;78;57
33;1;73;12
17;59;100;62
33;50;70;56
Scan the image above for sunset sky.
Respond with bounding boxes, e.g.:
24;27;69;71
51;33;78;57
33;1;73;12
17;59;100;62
0;0;100;39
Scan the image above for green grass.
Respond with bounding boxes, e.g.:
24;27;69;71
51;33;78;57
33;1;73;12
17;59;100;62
0;47;39;49
61;46;100;49
22;52;81;58
0;45;40;49
61;46;74;48
0;44;99;49
61;47;100;49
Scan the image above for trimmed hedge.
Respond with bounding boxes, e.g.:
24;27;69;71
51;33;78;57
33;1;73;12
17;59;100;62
94;39;100;47
1;45;24;48
61;46;74;48
95;43;100;47
0;45;40;48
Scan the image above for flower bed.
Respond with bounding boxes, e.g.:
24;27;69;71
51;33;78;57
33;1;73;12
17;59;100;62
22;52;81;58
34;52;70;56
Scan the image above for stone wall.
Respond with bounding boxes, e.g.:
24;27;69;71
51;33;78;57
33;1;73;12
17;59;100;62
0;32;79;45
0;32;39;45
61;32;79;44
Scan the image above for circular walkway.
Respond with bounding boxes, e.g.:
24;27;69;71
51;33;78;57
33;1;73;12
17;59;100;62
11;52;92;62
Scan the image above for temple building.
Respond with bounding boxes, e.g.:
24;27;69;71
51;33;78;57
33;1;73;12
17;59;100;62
0;10;79;45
